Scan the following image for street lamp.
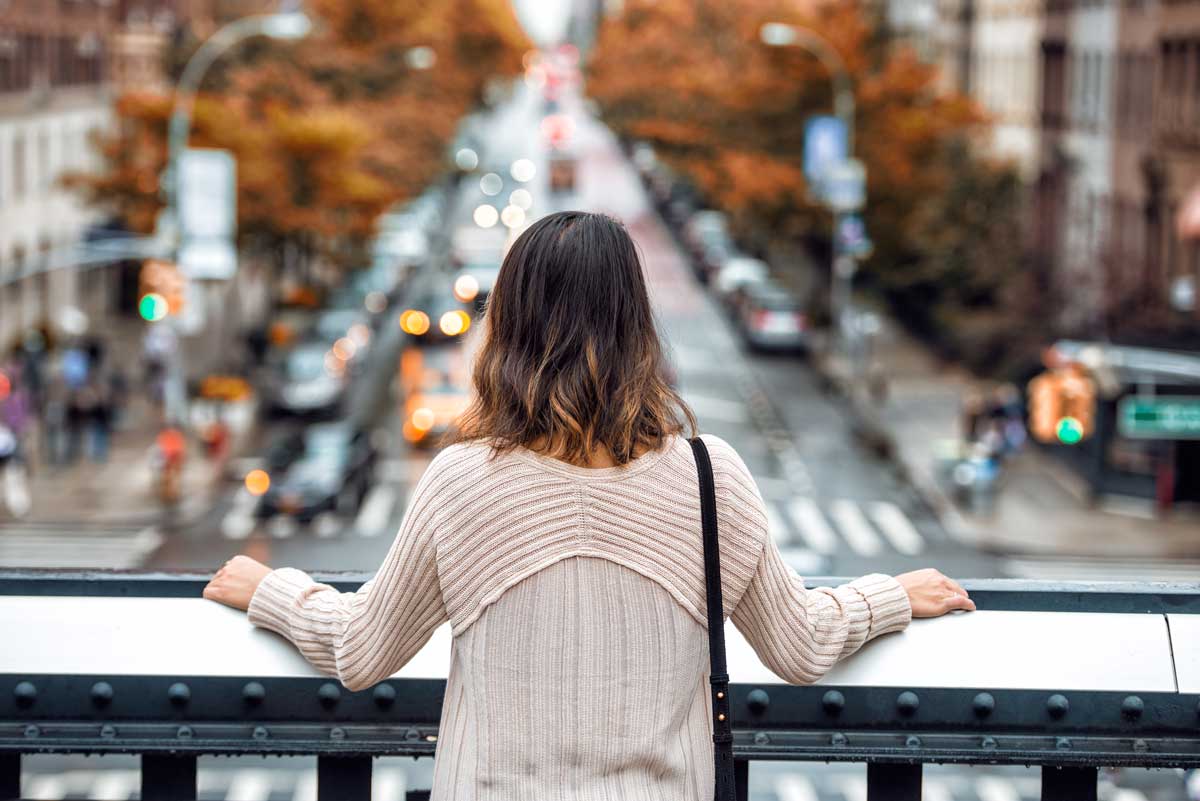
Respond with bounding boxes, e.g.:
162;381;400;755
159;11;310;422
760;21;858;359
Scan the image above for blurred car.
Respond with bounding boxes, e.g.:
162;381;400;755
683;211;738;282
261;341;348;418
712;257;770;304
733;281;810;354
256;422;377;523
400;346;471;447
399;283;475;345
314;308;373;371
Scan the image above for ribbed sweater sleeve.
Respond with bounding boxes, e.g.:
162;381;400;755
247;453;451;692
705;436;913;685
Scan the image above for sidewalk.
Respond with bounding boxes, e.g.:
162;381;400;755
817;319;1200;559
4;317;255;529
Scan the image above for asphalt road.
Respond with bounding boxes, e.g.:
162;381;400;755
13;83;1190;801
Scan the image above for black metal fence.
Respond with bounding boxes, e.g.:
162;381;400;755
2;572;1198;801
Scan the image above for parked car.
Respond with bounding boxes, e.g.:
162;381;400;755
712;257;770;304
261;341;348;418
733;281;810;354
256;422;377;523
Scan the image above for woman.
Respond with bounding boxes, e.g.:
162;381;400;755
205;211;974;801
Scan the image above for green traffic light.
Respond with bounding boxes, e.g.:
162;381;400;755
1056;416;1084;445
139;293;168;322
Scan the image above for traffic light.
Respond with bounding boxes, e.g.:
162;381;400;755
139;260;186;320
1027;366;1097;445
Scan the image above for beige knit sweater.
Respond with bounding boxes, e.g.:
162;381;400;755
248;433;912;801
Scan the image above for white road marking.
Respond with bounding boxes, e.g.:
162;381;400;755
977;776;1022;801
777;547;825;577
829;499;884;557
356;485;397;537
225;768;273;801
774;774;818;801
1003;557;1200;583
764;503;789;545
88;770;137;799
868;501;925;555
922;778;954;801
0;526;162;569
683;392;750;424
25;775;67;799
314;512;342;539
268;516;297;539
783;497;838;554
834;773;868;801
372;768;407;801
292;772;316;801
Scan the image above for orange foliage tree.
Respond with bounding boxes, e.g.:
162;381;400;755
69;0;528;273
588;0;1034;361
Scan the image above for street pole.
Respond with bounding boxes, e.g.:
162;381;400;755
759;22;857;359
159;12;310;423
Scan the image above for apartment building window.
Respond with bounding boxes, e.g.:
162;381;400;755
1043;42;1068;128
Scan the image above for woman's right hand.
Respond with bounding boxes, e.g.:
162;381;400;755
895;568;976;617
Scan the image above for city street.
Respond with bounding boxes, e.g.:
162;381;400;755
9;81;1191;801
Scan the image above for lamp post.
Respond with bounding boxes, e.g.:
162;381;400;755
759;21;858;359
157;11;310;423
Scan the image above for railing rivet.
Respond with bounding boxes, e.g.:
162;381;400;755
754;732;771;746
747;688;770;714
373;683;396;708
253;726;270;740
972;692;995;718
100;724;117;739
90;681;113;708
330;727;346;741
168;682;191;707
14;681;37;708
830;732;848;746
896;691;919;717
405;727;420;741
318;682;341;708
905;735;921;748
23;724;39;739
1055;736;1071;750
242;682;266;706
1121;695;1144;720
1046;694;1069;719
1133;738;1149;752
981;736;997;749
176;725;193;740
821;690;845;716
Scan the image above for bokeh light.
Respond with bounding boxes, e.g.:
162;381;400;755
511;159;536;182
244;469;271;497
139;293;168;322
455;148;479;171
439;309;471;336
510;188;533;210
1056;416;1084;445
480;172;503;196
473;204;499;228
0;371;10;402
400;309;431;336
364;291;387;314
411;407;436;432
453;274;480;303
501;204;526;228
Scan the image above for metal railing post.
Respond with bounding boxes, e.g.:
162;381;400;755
317;755;373;801
867;762;922;801
141;754;197;801
1041;765;1098;801
734;757;749;801
0;752;19;799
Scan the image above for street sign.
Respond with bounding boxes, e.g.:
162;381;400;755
178;148;237;280
837;213;873;258
1118;395;1200;439
803;116;846;188
824;158;867;212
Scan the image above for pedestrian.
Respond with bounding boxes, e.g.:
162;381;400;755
41;358;69;467
203;211;974;801
61;343;91;465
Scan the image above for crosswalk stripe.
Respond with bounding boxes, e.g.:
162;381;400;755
226;768;273;801
372;768;407;801
357;485;398;536
1110;789;1150;801
783;497;838;554
88;770;137;800
774;774;819;801
834;773;867;801
765;504;790;546
922;778;954;801
292;772;316;801
25;775;67;799
868;501;924;555
684;392;750;423
977;776;1022;801
829;500;883;557
0;526;162;569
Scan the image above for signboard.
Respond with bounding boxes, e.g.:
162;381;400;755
824;159;867;213
803;116;846;187
837;213;873;259
1118;396;1200;439
178;148;237;280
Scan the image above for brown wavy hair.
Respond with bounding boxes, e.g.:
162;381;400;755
445;211;696;466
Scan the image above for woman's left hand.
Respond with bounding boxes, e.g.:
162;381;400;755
203;555;273;611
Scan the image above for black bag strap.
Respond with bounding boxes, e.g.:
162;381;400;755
688;436;736;801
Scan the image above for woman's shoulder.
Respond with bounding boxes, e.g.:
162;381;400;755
695;433;759;495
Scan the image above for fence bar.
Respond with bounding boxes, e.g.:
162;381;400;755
405;792;431;801
141;754;197;801
867;762;922;801
735;757;749;801
0;753;19;800
1041;766;1098;801
317;755;372;801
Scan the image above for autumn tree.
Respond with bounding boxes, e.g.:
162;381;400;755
588;0;1038;372
68;0;528;276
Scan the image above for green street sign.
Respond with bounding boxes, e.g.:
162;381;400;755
1118;396;1200;439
